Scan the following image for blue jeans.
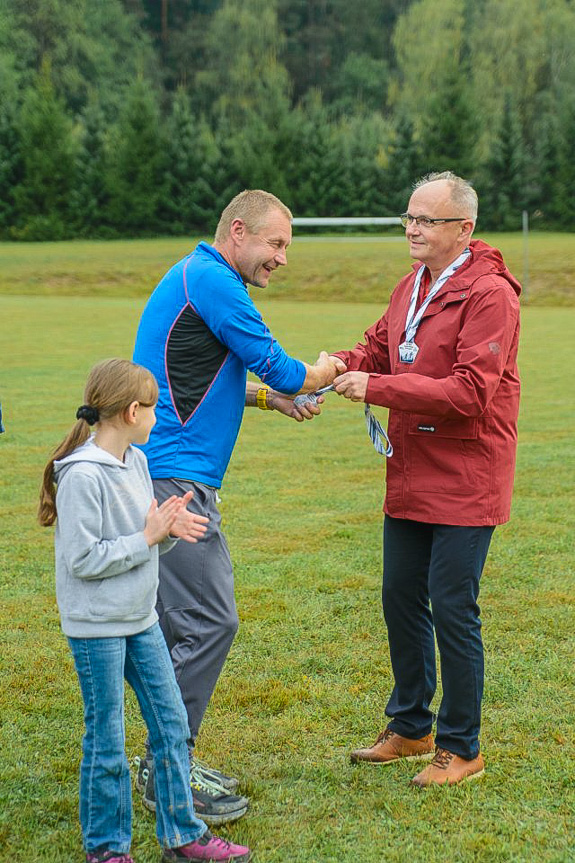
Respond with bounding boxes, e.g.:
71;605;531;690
68;622;206;854
382;516;495;760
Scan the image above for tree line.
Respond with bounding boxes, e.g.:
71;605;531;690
1;0;574;240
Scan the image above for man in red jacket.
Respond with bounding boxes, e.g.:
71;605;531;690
332;171;521;787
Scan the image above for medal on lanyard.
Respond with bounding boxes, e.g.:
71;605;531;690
398;249;471;364
398;340;419;363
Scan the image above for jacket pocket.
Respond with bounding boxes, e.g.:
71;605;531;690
84;569;156;621
406;414;488;495
408;414;479;440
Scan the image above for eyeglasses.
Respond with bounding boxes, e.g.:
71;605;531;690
400;214;466;229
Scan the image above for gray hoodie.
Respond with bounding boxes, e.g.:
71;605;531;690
54;437;175;638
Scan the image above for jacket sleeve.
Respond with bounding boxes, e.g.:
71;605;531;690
57;470;151;580
332;312;392;375
193;270;306;394
365;277;520;417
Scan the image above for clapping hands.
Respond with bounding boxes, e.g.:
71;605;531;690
144;490;209;546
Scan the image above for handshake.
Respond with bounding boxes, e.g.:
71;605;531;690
306;350;347;392
262;352;371;422
285;352;371;419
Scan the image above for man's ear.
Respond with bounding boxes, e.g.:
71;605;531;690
460;219;475;244
229;218;246;244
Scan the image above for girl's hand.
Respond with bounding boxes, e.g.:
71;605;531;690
143;496;182;546
168;490;209;544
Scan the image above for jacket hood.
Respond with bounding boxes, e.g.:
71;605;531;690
411;239;522;298
466;240;522;297
54;437;130;480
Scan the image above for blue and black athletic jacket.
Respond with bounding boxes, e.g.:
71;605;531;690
133;242;306;487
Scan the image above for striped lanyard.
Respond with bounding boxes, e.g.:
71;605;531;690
403;248;471;346
370;248;471;454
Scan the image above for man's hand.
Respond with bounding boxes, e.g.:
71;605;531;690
268;391;325;422
329;355;347;374
299;351;347;393
334;371;370;402
314;350;346;370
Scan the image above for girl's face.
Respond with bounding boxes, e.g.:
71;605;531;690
131;403;157;445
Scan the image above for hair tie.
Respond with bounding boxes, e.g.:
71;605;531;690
76;404;100;426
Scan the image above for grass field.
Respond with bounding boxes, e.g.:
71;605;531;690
0;231;573;305
0;246;574;862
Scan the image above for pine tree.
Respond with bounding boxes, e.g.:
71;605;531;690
418;63;477;180
385;113;424;215
281;93;345;217
12;59;77;239
72;100;110;236
105;79;167;235
530;105;561;226
552;98;575;228
162;88;224;235
0;103;22;235
477;93;526;231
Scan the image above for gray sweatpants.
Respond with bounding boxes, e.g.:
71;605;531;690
153;478;239;745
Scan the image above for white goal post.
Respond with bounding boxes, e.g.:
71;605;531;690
292;217;402;226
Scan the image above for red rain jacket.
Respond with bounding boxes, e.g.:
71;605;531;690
334;240;521;526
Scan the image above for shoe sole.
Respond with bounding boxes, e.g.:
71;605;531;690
161;853;251;863
411;767;486;789
350;751;435;765
143;796;249;825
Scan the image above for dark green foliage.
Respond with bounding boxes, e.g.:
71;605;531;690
477;94;526;231
194;0;291;127
4;0;157;115
72;101;110;236
418;63;478;180
550;98;575;227
162;88;225;234
281;94;346;217
385;114;424;215
279;0;401;104
330;52;389;117
0;105;22;234
1;0;574;237
104;80;167;235
11;61;77;240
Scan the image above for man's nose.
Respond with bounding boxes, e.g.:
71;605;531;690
275;248;288;266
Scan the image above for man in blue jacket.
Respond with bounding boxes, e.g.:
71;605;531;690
133;189;342;824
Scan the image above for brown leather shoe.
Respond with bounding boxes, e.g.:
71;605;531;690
350;728;435;765
410;747;485;788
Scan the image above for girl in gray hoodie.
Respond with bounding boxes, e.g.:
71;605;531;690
39;359;251;863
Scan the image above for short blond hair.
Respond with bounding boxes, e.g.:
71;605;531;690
414;171;478;221
214;190;292;243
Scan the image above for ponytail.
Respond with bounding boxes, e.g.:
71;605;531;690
38;357;158;528
38;420;92;526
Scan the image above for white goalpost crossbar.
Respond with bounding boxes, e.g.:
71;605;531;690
292;217;402;226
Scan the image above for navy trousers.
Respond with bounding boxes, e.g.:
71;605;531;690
382;515;495;760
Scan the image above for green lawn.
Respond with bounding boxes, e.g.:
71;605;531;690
0;231;573;305
0;288;574;861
